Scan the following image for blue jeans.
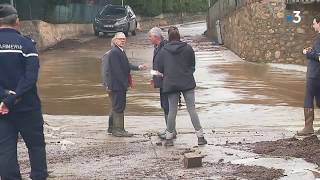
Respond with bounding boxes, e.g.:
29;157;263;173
166;89;202;134
160;88;169;116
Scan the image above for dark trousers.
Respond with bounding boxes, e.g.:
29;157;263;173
0;110;48;180
160;88;169;116
304;78;320;108
110;91;127;113
108;91;127;129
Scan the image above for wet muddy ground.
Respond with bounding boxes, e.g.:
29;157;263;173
17;22;320;179
19;116;289;180
251;135;320;167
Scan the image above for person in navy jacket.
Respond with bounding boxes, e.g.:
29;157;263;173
297;16;320;136
0;4;48;180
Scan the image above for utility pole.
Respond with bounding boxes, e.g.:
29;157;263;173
10;0;14;6
179;0;183;24
122;0;124;6
208;0;210;7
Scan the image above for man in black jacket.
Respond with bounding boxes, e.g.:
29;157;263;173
157;26;207;146
102;32;147;137
0;4;48;180
148;27;178;139
297;16;320;136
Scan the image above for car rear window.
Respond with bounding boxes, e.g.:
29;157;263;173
101;6;126;16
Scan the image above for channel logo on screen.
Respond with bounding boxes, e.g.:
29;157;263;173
287;11;301;24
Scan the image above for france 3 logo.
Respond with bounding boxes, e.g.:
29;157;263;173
287;11;301;24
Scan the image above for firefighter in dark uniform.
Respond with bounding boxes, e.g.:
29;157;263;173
102;32;147;137
297;16;320;136
0;4;48;180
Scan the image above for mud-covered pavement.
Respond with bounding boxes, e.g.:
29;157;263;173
18;22;320;179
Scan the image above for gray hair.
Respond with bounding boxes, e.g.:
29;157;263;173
0;14;18;26
111;37;116;47
149;27;163;38
114;32;126;39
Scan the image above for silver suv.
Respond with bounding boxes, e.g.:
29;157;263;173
93;5;137;37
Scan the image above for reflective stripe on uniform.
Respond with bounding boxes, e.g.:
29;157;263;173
0;50;38;57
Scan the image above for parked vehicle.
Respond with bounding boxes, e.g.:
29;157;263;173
93;5;137;37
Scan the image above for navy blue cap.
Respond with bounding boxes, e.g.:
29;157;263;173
0;4;17;18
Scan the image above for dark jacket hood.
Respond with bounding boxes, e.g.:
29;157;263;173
163;41;187;54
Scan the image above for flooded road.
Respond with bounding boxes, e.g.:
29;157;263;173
38;35;156;116
17;21;320;179
39;22;307;117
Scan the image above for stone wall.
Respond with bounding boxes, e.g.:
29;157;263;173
20;21;93;51
207;0;320;64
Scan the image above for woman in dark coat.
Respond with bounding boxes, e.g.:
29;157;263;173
156;26;207;146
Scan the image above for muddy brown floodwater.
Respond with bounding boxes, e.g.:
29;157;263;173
38;34;158;116
38;22;307;116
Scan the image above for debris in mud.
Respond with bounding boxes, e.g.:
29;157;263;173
225;152;234;156
202;162;284;180
57;140;75;145
180;148;196;155
249;135;320;166
183;152;205;168
57;140;75;151
129;139;150;144
143;132;158;138
229;164;284;180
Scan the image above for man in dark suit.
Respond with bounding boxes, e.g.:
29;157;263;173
102;32;147;137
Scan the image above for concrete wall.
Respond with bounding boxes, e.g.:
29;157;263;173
137;12;206;31
207;0;320;64
20;21;93;51
19;13;205;51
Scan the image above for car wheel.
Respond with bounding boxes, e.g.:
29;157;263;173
124;23;130;37
94;30;99;37
131;30;136;36
103;32;108;36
